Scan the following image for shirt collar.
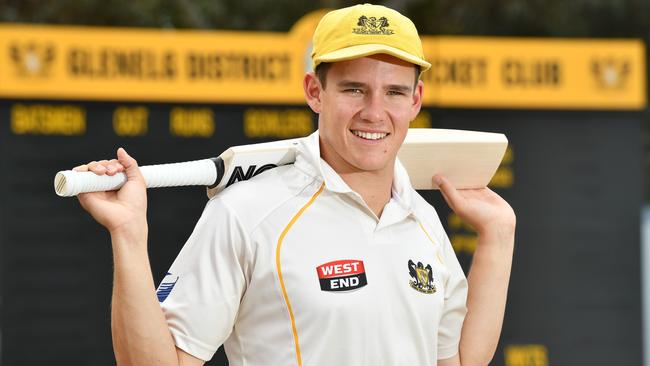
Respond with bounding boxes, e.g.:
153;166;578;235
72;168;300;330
295;131;416;214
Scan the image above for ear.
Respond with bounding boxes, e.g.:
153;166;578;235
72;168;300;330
410;79;424;118
303;72;323;114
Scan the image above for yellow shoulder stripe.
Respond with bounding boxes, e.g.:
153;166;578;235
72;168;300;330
418;220;445;265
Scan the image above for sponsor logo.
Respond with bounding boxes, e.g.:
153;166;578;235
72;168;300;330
9;42;55;77
316;259;367;292
591;58;630;89
353;16;394;35
408;259;436;294
156;272;179;302
225;164;277;186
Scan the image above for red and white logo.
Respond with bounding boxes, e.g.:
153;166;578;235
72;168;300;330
316;259;367;292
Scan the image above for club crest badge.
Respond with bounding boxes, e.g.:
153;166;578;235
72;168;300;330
408;259;436;294
353;15;395;35
591;58;630;89
316;259;367;292
9;42;56;77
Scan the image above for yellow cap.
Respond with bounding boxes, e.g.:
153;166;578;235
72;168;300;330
311;4;430;73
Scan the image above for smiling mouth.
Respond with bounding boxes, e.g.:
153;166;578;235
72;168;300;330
351;130;389;140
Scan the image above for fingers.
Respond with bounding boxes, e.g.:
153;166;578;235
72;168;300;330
116;147;144;182
105;159;124;175
72;158;126;176
433;174;464;212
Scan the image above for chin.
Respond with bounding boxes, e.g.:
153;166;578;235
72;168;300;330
351;156;392;172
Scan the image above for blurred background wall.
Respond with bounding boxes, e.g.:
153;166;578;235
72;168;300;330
0;1;648;365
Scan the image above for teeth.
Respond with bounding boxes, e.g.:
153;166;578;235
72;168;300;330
352;130;388;140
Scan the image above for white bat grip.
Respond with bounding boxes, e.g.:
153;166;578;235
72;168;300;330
54;159;218;197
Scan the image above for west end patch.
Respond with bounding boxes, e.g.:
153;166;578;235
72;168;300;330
316;259;367;292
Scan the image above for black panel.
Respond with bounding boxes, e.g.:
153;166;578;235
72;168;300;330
0;100;643;365
420;109;644;366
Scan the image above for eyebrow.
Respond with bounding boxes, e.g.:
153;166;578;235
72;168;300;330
337;80;367;89
337;80;413;93
386;84;413;94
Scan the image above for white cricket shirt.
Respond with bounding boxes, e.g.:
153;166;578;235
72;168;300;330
159;131;468;365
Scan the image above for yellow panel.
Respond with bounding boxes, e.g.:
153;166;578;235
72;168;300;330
0;16;646;110
422;36;646;109
0;24;306;103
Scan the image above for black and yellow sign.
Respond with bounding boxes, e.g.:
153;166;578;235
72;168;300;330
422;37;646;109
0;11;646;109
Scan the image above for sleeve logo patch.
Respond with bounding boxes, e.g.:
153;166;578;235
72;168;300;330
156;272;179;302
316;259;367;292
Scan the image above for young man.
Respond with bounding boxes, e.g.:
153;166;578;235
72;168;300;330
75;4;515;366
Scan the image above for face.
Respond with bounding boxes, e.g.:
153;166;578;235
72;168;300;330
304;54;423;175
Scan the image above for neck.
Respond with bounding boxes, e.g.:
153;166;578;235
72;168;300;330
339;169;393;218
320;144;394;218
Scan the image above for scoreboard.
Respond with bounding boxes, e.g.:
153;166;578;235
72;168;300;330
0;15;646;366
0;100;316;365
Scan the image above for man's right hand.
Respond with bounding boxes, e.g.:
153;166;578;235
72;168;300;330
74;150;199;364
74;147;148;242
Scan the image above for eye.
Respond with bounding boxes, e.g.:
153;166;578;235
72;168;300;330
387;90;406;96
344;88;364;95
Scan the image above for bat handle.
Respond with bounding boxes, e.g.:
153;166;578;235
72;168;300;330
54;158;222;197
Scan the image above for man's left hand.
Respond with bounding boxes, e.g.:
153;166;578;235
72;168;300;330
434;175;516;238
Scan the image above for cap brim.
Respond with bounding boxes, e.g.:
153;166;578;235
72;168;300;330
314;43;431;72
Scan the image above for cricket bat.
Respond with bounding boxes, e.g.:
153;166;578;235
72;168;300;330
54;128;508;198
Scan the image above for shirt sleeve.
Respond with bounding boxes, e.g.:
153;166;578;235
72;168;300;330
437;234;469;360
158;197;250;361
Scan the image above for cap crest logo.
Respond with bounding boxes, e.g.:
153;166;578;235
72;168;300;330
353;15;394;35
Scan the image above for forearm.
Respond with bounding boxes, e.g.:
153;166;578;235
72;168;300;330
111;229;179;366
459;227;515;366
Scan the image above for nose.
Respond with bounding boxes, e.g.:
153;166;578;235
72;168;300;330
358;92;388;124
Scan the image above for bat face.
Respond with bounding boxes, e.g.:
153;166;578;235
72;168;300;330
225;164;278;187
206;139;300;198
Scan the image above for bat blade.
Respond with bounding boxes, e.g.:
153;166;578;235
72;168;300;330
398;128;508;190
